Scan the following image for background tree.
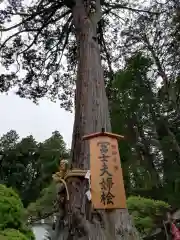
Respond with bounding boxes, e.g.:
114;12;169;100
111;53;161;197
111;52;180;207
39;130;69;186
0;130;69;207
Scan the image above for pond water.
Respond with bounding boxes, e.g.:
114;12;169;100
32;225;49;240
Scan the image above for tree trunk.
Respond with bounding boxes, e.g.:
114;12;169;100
54;1;140;240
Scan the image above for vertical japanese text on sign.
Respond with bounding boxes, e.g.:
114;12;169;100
89;135;127;209
98;141;115;206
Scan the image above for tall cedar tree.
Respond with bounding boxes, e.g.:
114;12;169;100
0;0;157;239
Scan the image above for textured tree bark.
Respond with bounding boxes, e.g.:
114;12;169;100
54;1;140;239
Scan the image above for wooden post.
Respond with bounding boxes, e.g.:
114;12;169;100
83;130;127;209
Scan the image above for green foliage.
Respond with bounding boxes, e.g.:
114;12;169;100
0;184;24;229
0;228;35;240
127;196;170;236
0;229;28;240
0;184;35;240
20;226;35;240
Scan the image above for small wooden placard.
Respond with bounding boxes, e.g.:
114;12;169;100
83;132;127;210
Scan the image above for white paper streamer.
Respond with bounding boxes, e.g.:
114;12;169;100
85;190;92;201
85;170;91;201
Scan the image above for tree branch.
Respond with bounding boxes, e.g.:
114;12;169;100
42;16;73;68
0;11;43;32
18;10;71;55
0;2;62;32
56;19;73;65
103;3;161;15
0;29;39;50
108;11;126;23
1;9;71;56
